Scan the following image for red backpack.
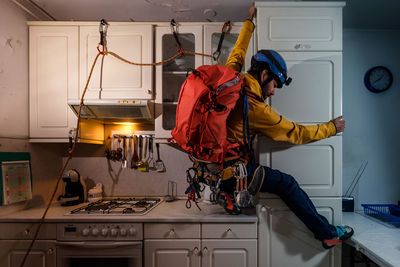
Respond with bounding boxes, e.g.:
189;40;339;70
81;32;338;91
170;65;244;164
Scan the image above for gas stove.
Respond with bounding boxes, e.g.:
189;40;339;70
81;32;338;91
67;197;162;215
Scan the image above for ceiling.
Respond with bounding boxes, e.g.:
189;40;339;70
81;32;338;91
12;0;400;29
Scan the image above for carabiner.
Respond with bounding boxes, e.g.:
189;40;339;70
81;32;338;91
99;19;109;47
170;19;178;34
221;21;232;34
170;19;184;54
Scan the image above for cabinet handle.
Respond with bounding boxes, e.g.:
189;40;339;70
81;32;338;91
23;229;30;236
168;229;175;237
294;43;311;50
192;247;200;256
225;228;232;233
47;248;54;255
261;206;267;213
202;247;208;255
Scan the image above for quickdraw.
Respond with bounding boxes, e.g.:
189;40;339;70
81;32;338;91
170;19;184;55
213;21;232;62
97;19;109;54
185;167;203;210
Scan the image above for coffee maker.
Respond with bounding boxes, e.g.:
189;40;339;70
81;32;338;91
58;169;85;206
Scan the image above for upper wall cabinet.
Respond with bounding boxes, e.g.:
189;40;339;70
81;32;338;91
79;24;153;100
155;23;254;139
256;2;345;51
29;26;78;139
154;25;203;139
203;23;254;71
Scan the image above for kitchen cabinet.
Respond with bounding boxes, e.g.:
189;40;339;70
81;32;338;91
154;25;203;139
79;24;153;100
29;25;78;140
203;23;254;70
258;136;342;197
270;52;342;123
257;198;341;267
154;23;254;139
255;2;345;267
144;222;257;267
0;223;56;267
256;2;344;51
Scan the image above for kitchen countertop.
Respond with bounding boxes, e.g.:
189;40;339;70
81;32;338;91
0;199;257;223
343;212;400;267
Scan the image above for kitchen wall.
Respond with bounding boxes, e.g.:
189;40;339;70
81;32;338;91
63;143;192;197
342;29;400;210
0;0;64;215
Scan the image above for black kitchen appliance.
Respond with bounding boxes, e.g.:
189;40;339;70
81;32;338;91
58;169;85;206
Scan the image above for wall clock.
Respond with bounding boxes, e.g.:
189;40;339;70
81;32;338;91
364;66;393;93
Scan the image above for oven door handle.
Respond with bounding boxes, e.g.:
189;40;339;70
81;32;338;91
55;241;142;249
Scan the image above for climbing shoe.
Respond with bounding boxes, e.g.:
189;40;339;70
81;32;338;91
322;225;354;249
217;192;241;215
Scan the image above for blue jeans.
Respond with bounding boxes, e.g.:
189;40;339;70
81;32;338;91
246;162;337;241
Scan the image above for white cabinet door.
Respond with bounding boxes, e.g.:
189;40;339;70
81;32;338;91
154;25;203;139
202;239;257;267
258;136;342;197
271;52;342;123
203;23;254;71
257;198;341;267
144;239;201;267
80;24;153;100
29;26;78;139
256;3;344;51
0;240;56;267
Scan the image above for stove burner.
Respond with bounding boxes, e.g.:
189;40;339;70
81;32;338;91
123;208;135;214
68;197;162;215
134;200;150;207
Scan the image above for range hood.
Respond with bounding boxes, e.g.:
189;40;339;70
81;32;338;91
68;99;153;122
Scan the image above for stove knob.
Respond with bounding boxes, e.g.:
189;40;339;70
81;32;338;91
81;228;90;237
120;228;127;236
128;227;137;236
101;228;108;236
91;228;99;236
110;228;118;237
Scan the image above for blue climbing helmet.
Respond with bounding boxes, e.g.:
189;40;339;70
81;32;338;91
250;50;292;88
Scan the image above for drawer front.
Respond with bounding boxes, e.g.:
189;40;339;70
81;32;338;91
0;223;57;239
256;6;343;51
144;223;200;239
202;223;257;239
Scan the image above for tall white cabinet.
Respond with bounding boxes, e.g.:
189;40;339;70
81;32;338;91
255;2;345;267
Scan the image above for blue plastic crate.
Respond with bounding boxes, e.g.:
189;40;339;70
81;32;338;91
361;204;400;227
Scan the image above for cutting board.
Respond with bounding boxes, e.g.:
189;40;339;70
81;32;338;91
0;152;32;205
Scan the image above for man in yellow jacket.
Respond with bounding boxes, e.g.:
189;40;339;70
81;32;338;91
222;3;353;249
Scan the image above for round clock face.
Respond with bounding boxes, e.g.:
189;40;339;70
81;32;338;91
364;66;393;93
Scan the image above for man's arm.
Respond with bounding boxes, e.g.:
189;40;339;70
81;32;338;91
225;3;255;72
250;99;338;144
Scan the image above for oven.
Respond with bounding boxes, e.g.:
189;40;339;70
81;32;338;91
56;223;143;267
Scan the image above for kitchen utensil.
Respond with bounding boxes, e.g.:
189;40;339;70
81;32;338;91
137;136;145;170
138;136;149;172
88;183;103;203
115;136;123;161
147;136;155;170
131;135;139;169
165;180;177;202
58;169;85;206
121;136;128;168
155;143;166;172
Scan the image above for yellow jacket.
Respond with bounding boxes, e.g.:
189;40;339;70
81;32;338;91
225;20;337;145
